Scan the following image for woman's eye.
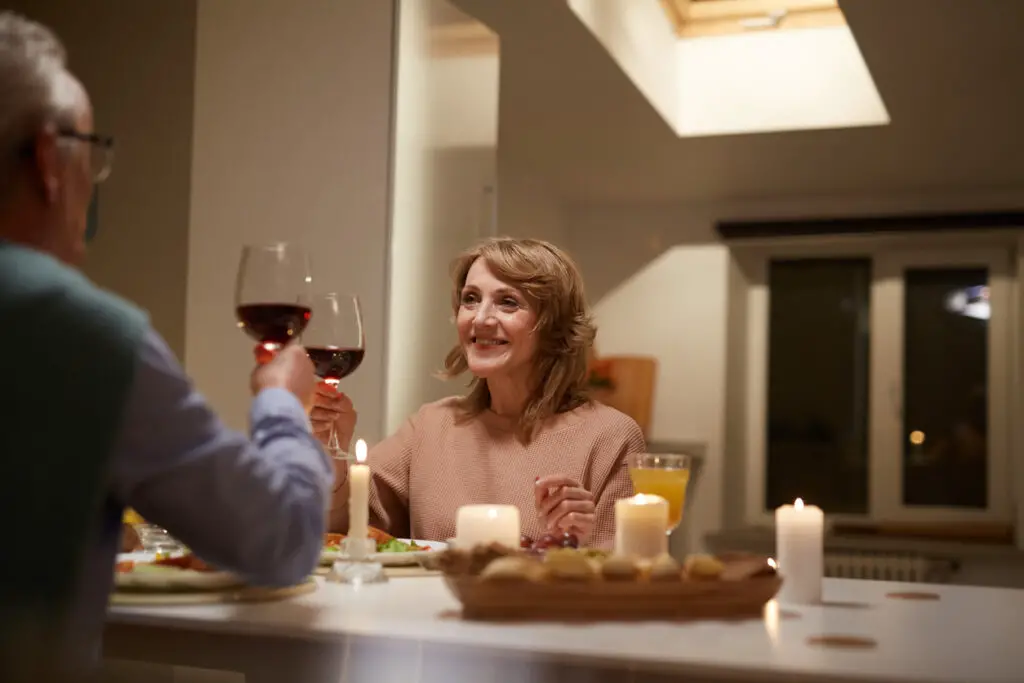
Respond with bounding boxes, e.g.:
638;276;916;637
460;293;478;305
500;298;519;308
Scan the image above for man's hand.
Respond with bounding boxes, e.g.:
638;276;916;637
250;344;317;410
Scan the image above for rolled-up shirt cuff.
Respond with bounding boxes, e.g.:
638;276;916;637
250;387;311;429
248;388;334;484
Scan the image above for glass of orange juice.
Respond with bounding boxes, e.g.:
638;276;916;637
629;453;692;535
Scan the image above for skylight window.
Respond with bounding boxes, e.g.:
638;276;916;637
568;0;889;137
660;0;844;38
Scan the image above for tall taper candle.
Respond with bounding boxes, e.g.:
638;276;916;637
775;498;824;605
348;439;370;560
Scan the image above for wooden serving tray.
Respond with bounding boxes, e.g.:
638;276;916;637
444;574;782;622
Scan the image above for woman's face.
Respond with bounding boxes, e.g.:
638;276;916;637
456;258;538;382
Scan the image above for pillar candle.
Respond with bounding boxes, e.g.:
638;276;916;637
775;498;824;605
614;494;669;558
347;439;370;560
455;505;520;549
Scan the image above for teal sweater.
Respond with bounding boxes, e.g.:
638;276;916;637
0;241;146;653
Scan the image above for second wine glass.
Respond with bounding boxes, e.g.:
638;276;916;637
303;293;365;459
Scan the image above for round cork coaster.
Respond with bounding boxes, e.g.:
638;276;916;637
886;591;940;601
806;635;878;650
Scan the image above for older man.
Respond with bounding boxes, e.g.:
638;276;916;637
0;11;333;666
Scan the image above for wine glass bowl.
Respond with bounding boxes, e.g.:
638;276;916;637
306;346;365;383
235;243;312;351
629;452;692;535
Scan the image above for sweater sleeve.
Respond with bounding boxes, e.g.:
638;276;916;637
328;412;417;537
589;417;647;549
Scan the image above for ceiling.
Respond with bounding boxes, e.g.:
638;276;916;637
451;0;1024;205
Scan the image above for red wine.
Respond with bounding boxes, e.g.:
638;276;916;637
236;303;311;345
306;346;365;380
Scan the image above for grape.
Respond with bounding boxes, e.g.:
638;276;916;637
560;532;579;549
519;534;533;549
535;534;559;550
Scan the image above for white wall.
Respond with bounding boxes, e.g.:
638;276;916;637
566;187;1024;550
567;0;678;133
12;0;196;358
386;0;434;434
428;54;499;148
496;161;566;245
186;0;395;439
385;1;499;433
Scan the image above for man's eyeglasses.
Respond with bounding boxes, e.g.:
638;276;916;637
57;129;115;184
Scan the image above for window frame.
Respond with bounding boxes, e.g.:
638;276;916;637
731;231;1019;528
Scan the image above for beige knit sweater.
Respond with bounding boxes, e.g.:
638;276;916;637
328;397;646;548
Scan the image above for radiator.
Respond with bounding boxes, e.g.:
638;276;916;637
825;551;954;584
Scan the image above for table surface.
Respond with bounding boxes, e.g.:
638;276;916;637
108;576;1023;683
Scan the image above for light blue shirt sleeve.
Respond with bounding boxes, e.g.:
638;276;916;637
109;329;333;586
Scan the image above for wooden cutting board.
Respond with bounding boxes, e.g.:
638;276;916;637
110;577;317;606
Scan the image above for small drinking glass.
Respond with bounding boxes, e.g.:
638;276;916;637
125;509;184;556
135;524;184;555
629;452;692;535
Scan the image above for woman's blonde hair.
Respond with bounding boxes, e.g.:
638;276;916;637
440;237;596;440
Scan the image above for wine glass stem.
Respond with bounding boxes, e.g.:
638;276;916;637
323;378;344;458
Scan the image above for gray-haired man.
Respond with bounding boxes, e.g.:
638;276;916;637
0;11;333;668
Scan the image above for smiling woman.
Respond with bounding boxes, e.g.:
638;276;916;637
318;237;647;549
440;239;598;439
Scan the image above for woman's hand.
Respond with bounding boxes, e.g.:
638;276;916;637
534;474;596;542
309;382;357;451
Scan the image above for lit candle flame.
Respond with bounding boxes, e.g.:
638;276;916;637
355;438;367;464
794;497;804;510
767;557;778;570
633;493;667;506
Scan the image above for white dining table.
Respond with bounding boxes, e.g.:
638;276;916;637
103;576;1023;683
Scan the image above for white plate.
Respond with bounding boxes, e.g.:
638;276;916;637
117;550;184;563
320;539;447;567
114;553;242;592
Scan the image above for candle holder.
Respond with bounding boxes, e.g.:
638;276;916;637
326;538;388;585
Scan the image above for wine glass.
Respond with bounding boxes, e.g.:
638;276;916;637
235;243;313;352
629;453;692;536
303;292;365;459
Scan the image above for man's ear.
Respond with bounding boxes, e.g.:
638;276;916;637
29;124;62;205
